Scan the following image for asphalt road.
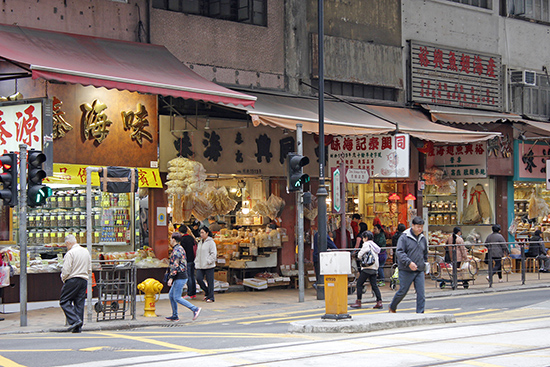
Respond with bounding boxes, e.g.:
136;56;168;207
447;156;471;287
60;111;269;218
1;288;549;367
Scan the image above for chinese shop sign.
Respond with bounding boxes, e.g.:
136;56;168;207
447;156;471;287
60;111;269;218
43;163;162;188
0;101;44;153
328;134;410;178
517;142;550;180
429;142;488;179
410;41;502;111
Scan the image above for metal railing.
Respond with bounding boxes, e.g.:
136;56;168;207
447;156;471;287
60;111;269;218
331;240;547;290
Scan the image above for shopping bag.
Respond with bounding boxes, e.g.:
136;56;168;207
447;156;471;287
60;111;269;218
0;266;9;288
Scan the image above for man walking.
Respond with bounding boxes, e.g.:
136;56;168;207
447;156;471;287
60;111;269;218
60;234;91;333
389;216;428;314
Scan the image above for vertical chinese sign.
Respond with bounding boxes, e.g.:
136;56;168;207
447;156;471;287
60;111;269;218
428;142;488;179
328;133;410;178
0;100;43;154
410;41;502;111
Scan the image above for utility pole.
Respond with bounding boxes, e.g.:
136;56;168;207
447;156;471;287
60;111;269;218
316;0;327;300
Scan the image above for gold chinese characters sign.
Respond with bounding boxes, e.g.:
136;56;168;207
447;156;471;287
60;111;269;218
43;163;162;188
121;103;153;146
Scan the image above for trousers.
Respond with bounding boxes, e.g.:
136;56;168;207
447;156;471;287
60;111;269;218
389;269;425;313
196;267;215;301
60;277;87;325
356;270;382;302
169;278;199;317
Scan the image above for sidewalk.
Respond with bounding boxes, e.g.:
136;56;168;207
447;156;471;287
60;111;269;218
0;271;548;334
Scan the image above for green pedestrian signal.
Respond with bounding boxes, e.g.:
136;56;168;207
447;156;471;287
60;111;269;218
27;150;51;207
287;153;310;192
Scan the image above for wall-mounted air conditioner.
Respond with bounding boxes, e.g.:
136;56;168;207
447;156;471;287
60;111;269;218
510;70;537;86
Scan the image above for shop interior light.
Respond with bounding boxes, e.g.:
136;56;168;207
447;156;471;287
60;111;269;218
353;198;359;204
389;193;400;201
404;193;416;201
242;200;250;215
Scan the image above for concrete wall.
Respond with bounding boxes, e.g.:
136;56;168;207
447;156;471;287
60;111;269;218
0;0;147;41
402;0;550;93
150;1;285;91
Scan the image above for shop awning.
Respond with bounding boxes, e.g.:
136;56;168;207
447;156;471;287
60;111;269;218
0;23;256;107
422;104;524;124
518;119;550;137
240;92;498;142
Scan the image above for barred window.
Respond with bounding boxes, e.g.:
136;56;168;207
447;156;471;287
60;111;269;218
152;0;267;26
446;0;491;9
505;0;550;23
510;73;550;119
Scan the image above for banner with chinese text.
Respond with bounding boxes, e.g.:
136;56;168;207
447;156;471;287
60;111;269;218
328;134;410;178
0;101;43;153
43;163;162;188
429;142;487;179
516;141;548;180
410;40;502;111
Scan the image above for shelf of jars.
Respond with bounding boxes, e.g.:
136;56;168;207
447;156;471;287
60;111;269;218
25;190;132;248
425;196;458;226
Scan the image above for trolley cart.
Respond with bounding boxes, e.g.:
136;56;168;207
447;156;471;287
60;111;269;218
93;259;136;321
429;254;478;290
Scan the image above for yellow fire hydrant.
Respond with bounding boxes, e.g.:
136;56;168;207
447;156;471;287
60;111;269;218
137;278;163;317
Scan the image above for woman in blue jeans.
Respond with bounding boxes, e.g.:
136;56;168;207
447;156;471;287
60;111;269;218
165;232;201;321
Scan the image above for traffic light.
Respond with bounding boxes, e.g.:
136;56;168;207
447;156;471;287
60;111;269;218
0;152;18;207
27;150;51;207
287;153;310;192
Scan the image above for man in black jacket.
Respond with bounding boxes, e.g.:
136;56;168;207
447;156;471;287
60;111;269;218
178;224;197;299
485;224;509;283
389;217;428;314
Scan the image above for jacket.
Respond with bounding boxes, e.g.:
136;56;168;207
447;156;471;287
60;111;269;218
526;235;545;258
445;234;468;263
485;232;509;258
195;236;217;269
313;232;338;262
374;232;387;253
61;244;91;282
396;228;428;272
168;244;188;280
357;240;381;271
181;234;196;263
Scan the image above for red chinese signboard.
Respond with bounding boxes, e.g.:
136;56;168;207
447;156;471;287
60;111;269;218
410;41;502;111
0;101;43;154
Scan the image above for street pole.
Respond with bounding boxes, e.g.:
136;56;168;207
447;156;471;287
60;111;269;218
86;166;101;322
18;144;27;327
296;124;305;303
316;0;328;300
340;160;346;248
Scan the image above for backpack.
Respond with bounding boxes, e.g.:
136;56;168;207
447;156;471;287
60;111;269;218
361;249;376;267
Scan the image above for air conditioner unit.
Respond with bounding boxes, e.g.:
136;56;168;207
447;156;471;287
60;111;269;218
511;70;537;86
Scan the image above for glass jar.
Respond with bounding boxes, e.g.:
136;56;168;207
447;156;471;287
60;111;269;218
43;212;51;228
50;213;58;228
58;213;66;228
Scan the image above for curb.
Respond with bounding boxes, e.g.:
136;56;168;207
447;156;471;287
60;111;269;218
288;313;456;333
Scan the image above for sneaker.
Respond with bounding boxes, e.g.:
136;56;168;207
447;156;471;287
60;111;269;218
205;298;214;303
165;316;179;321
193;308;201;321
184;295;196;300
377;281;385;287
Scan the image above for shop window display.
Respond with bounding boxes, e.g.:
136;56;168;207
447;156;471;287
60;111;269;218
512;182;550;244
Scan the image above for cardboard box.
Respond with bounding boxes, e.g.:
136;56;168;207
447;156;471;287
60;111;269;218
214;270;229;282
243;278;268;290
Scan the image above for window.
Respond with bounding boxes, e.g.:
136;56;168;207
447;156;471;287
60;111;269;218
152;0;267;26
312;80;399;102
510;73;550;118
447;0;491;9
506;0;550;23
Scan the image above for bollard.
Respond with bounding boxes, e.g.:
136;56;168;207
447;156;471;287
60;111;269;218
320;252;352;320
137;278;163;317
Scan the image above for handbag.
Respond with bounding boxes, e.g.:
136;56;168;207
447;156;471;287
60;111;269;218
361;249;376;267
163;270;170;284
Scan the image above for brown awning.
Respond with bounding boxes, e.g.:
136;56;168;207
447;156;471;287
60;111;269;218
422;104;524;124
0;23;256;107
241;93;498;143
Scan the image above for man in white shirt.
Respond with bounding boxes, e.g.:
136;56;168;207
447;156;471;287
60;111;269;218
60;234;91;333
